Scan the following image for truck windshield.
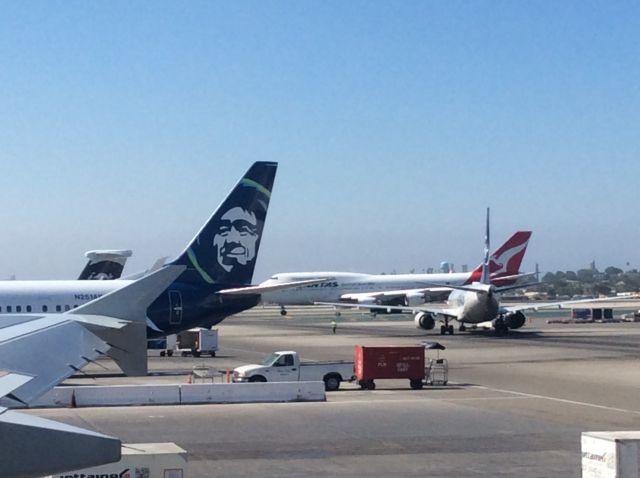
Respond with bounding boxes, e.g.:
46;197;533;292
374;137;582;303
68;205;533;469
260;353;279;366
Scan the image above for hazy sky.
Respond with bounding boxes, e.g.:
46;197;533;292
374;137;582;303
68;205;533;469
1;1;638;281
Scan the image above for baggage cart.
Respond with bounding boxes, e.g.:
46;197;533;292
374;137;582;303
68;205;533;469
422;341;449;386
354;345;425;390
425;358;448;385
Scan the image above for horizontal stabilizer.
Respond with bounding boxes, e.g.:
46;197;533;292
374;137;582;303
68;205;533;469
494;281;541;293
218;278;330;295
416;282;493;294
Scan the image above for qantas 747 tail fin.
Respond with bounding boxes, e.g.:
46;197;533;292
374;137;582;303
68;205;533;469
467;230;532;285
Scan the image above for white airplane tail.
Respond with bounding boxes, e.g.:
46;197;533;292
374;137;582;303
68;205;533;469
480;207;491;285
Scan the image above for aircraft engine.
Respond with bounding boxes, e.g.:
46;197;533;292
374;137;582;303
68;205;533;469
414;312;436;330
355;297;376;305
404;292;425;307
506;311;526;329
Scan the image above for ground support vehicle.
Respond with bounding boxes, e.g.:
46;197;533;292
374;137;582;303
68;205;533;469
157;334;177;357
166;328;218;357
354;345;425;390
232;351;355;391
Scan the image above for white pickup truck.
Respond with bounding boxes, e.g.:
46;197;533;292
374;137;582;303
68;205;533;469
232;351;355;391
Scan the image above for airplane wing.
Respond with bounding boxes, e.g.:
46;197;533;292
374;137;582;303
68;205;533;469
218;278;330;296
0;315;116;405
500;295;639;315
0;265;184;405
0;265;185;476
339;287;452;303
337;276;538;305
0;361;123;475
0;405;122;476
315;301;462;320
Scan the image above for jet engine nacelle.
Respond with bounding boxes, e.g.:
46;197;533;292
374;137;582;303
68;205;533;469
355;297;376;305
506;311;526;329
414;312;436;330
404;292;425;307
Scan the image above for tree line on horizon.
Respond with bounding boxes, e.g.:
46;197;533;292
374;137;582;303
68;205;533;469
539;267;640;297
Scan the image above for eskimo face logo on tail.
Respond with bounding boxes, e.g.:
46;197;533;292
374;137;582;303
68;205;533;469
213;206;259;272
176;162;277;285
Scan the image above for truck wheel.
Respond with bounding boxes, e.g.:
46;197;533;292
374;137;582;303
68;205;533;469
367;380;376;390
181;351;188;357
211;352;216;357
160;351;166;357
193;351;201;358
410;379;423;390
167;350;173;357
323;375;341;392
249;376;267;383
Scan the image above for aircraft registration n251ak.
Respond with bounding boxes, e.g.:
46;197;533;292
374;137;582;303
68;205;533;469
257;230;532;315
0;162;321;339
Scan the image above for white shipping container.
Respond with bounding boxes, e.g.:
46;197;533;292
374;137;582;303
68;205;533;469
44;442;187;478
582;431;640;478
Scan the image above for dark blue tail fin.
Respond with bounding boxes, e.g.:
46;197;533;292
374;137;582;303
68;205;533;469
170;162;277;285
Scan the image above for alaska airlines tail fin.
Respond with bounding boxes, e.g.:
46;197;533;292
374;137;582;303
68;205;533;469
467;230;532;285
169;161;278;286
78;250;132;280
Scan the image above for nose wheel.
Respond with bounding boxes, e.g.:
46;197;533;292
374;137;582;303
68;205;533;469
280;307;287;316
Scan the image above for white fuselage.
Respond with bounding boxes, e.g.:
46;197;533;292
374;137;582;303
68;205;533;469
260;271;475;306
447;288;500;324
0;280;128;314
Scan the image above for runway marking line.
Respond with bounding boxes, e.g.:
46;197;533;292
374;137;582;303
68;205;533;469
473;385;640;415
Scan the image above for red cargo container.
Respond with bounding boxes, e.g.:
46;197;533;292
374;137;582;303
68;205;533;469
354;345;425;390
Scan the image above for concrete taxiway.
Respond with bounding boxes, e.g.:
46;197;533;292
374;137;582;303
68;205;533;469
29;306;640;477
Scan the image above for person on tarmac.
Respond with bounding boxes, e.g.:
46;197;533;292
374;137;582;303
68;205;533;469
331;319;337;334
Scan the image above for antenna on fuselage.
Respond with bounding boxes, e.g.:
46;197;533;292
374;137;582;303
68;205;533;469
480;207;490;285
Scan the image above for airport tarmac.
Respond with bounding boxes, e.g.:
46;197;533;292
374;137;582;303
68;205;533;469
29;306;640;477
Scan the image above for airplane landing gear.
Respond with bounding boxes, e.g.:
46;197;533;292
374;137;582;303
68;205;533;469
440;319;455;335
280;307;287;316
459;324;467;332
494;317;509;336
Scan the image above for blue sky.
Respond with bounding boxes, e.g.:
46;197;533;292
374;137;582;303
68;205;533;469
1;1;638;280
